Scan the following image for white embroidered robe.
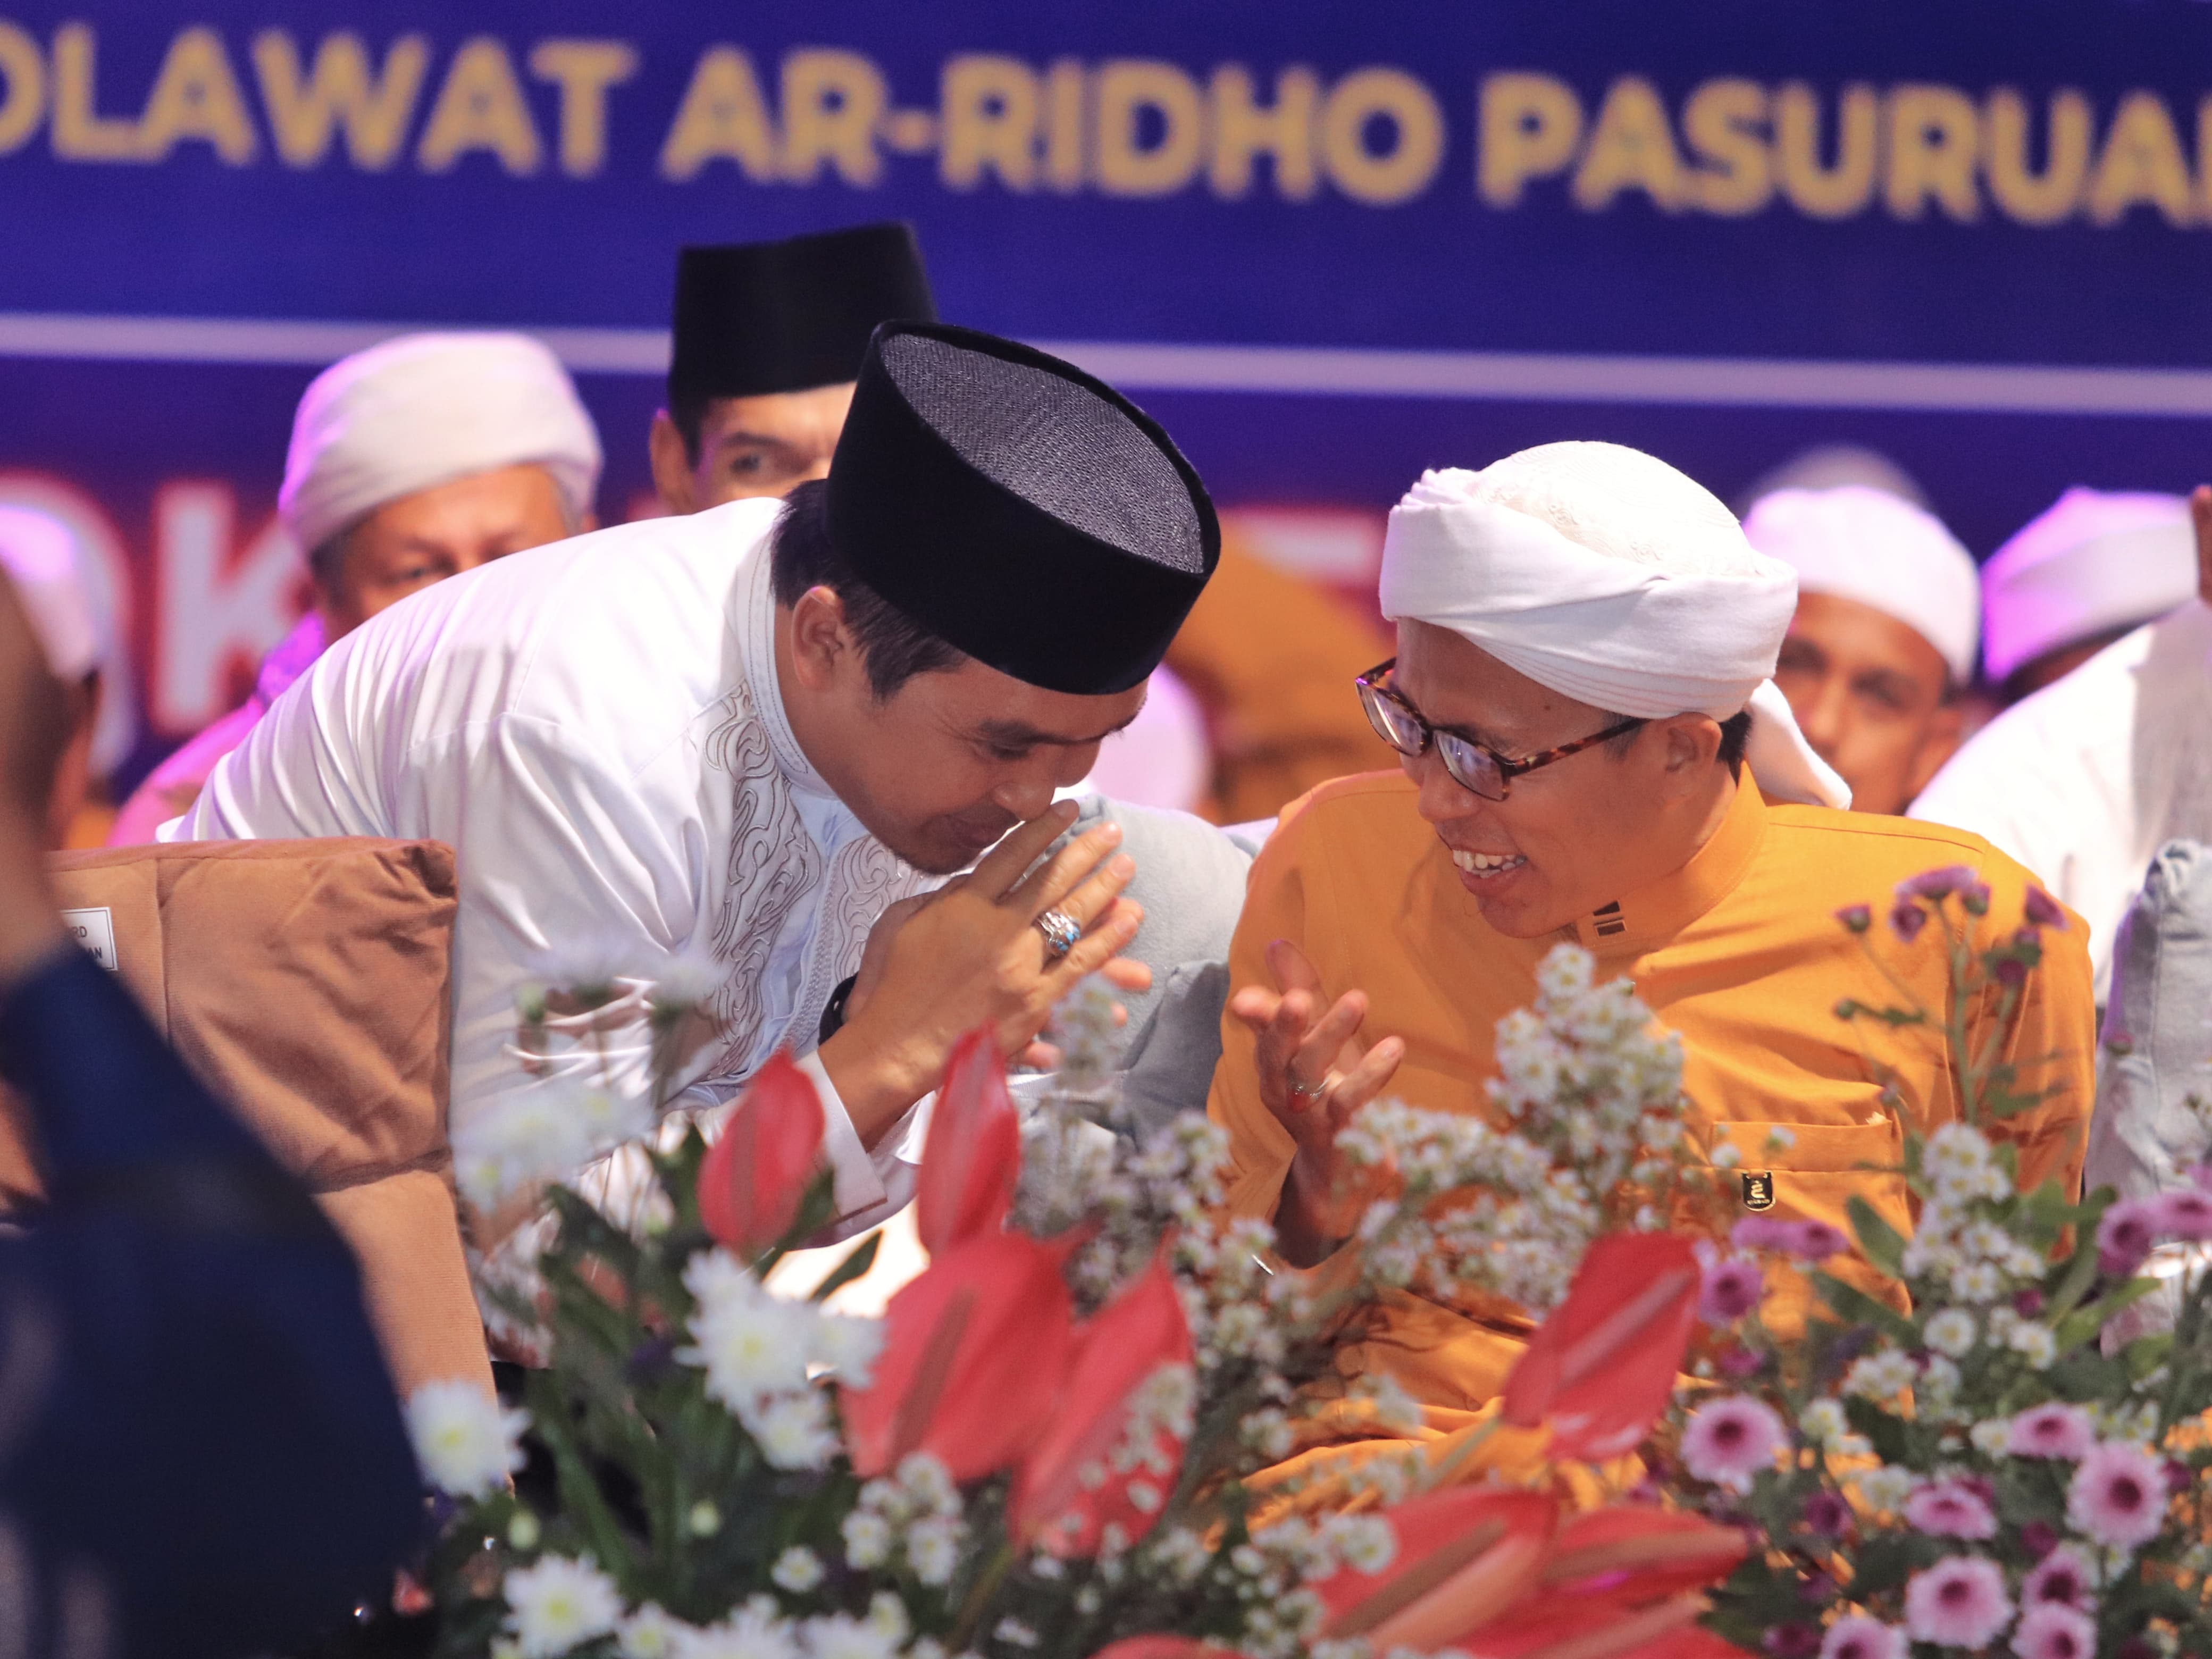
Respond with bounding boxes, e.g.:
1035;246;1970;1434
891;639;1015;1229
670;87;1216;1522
171;497;936;1224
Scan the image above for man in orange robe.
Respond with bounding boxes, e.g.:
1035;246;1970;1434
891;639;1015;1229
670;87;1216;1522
1207;444;2096;1493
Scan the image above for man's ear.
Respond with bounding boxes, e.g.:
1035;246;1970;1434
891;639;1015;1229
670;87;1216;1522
648;410;698;517
785;585;854;693
1657;712;1723;782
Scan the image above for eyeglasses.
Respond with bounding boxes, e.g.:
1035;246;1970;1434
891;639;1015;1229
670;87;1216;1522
1355;659;1647;801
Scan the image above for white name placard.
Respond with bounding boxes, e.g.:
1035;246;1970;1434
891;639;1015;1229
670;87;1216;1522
59;906;119;973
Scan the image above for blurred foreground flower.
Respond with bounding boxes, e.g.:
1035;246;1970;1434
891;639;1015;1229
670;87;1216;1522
404;1378;527;1499
840;1228;1076;1482
697;1051;825;1255
1502;1230;1701;1460
1011;1254;1195;1556
916;1026;1021;1254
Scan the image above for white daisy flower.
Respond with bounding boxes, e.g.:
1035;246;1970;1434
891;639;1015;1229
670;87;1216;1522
405;1379;528;1499
502;1554;623;1657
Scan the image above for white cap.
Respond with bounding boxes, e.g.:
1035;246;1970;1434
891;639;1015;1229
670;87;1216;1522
1742;485;1981;685
1981;488;2198;685
0;504;100;681
1379;443;1850;810
279;331;602;556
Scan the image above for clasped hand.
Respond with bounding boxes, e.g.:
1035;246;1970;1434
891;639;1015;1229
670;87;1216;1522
822;800;1150;1144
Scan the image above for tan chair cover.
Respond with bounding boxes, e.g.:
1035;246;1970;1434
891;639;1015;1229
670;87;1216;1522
0;837;491;1398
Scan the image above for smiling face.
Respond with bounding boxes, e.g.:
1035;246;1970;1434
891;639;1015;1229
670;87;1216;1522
778;585;1148;874
1392;619;1737;938
317;462;576;639
652;384;857;513
1773;591;1963;816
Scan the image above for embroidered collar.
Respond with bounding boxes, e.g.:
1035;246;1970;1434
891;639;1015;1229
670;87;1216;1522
739;537;834;799
1568;772;1770;958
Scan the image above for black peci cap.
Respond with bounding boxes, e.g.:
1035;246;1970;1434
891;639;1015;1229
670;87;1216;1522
668;222;936;404
826;322;1219;697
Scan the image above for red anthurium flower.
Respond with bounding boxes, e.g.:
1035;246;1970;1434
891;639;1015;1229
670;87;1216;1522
696;1051;825;1255
1538;1506;1749;1609
839;1229;1076;1483
1501;1231;1702;1461
1314;1487;1559;1653
917;1026;1023;1256
1011;1255;1195;1557
1463;1591;1716;1659
1615;1626;1750;1659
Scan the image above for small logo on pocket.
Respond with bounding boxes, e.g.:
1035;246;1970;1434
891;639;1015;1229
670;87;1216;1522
1740;1171;1777;1211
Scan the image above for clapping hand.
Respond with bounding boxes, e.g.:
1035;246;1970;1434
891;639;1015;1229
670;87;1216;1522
1228;937;1404;1265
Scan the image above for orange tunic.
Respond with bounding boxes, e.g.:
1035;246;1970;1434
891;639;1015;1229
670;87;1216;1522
1209;767;2095;1490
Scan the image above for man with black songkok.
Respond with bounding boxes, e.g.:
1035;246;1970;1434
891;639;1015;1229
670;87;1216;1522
177;323;1220;1239
650;223;933;512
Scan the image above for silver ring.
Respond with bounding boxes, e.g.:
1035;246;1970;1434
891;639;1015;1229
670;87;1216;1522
1286;1074;1330;1102
1034;908;1082;960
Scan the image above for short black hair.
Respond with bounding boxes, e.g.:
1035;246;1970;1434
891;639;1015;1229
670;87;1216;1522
668;385;712;468
1717;708;1752;774
1604;708;1754;776
769;479;963;699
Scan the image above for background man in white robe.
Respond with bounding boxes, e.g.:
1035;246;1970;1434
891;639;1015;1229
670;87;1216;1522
1744;485;1980;816
172;322;1220;1241
1912;488;2212;994
1978;487;2201;706
110;332;600;844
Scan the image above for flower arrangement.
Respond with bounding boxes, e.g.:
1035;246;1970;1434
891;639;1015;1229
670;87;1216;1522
1657;868;2212;1659
407;859;2165;1659
406;959;1748;1658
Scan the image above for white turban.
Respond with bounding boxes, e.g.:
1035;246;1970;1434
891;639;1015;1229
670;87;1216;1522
0;504;101;681
1378;445;1850;810
280;332;602;556
1742;485;1981;684
1981;487;2198;685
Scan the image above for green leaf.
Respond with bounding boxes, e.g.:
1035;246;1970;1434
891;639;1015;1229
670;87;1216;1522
2121;1333;2174;1381
1849;1531;1936;1596
1813;1273;1920;1348
524;1370;638;1593
1846;1197;1908;1279
2044;1242;2103;1322
2054;1277;2159;1353
811;1230;882;1302
2035;1353;2109;1404
1844;1395;1910;1466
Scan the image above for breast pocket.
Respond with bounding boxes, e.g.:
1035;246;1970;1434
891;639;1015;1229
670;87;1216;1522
1706;1120;1912;1328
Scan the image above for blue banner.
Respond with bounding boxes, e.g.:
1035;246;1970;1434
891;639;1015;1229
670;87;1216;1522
3;1;2210;777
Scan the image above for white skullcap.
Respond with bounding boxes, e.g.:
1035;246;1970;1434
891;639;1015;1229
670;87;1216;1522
1981;488;2197;685
1742;486;1981;684
0;504;100;681
279;331;602;556
1378;442;1850;810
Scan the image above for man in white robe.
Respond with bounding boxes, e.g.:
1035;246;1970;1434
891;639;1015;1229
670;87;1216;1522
1743;485;1979;816
1912;489;2212;993
1978;487;2200;705
173;322;1221;1238
111;332;600;844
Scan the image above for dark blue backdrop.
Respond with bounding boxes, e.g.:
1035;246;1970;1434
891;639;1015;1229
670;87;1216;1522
1;1;2208;776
